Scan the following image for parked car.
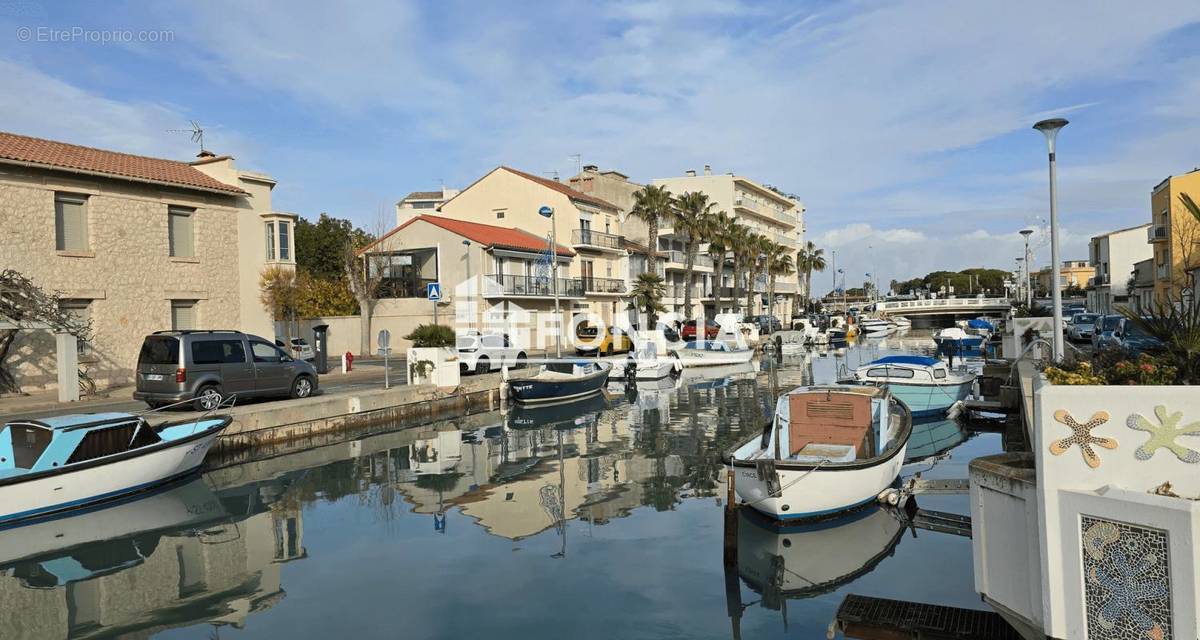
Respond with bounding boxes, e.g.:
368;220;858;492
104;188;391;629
457;331;527;374
681;319;720;341
134;330;318;411
575;324;634;356
743;314;782;335
275;337;315;361
1066;313;1100;342
1113;317;1166;355
1091;314;1124;350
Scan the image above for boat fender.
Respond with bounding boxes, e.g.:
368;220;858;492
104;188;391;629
877;488;900;506
946;400;964;421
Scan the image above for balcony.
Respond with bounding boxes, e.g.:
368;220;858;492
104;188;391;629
1148;225;1168;243
664;250;713;270
734;197;797;228
484;274;584;299
581;276;626;296
664;285;695;300
572;228;624;252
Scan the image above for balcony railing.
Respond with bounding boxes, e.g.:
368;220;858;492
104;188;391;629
582;276;626;295
734;198;759;212
1149;225;1168;242
485;274;584;298
377;277;438;299
572;228;624;250
665;250;714;269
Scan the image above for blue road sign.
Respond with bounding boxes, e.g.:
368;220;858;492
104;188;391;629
427;282;442;301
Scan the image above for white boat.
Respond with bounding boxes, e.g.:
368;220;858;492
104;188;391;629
727;385;911;521
858;318;890;334
842;355;975;418
0;412;230;526
769;330;808;354
679;361;756;387
889;316;912;328
668;339;755;367
606;340;682;380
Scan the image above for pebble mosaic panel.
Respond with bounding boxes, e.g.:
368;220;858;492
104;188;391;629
1081;516;1171;640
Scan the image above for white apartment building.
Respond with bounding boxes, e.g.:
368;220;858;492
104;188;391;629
1087;223;1152;315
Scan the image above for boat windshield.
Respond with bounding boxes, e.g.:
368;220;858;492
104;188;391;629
4;423;52;470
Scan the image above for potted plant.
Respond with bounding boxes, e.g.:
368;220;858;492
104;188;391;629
404;324;459;387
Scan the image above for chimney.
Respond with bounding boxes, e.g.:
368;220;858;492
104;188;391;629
583;164;598;172
703;164;712;175
685;169;697;177
196;149;216;158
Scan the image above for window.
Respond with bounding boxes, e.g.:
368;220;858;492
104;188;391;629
251;340;284;363
66;420;161;464
933;368;947;379
412;201;436;209
171;300;196;330
278;221;291;261
9;424;52;469
191;339;246;365
866;367;915;379
494;209;506;219
55;192;89;251
168;206;195;258
59;299;92;357
138;336;180;366
266;221;276;260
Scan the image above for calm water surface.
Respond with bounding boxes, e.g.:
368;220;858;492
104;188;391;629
0;332;1001;639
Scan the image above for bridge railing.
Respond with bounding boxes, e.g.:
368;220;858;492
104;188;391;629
875;297;1012;312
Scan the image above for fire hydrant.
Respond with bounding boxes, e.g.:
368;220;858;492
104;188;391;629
342;351;354;373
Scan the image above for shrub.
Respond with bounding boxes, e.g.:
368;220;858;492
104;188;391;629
1044;361;1105;385
404;324;455;348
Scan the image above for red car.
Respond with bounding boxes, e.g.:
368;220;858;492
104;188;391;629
681;319;720;341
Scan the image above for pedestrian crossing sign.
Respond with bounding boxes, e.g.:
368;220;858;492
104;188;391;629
427;282;442;301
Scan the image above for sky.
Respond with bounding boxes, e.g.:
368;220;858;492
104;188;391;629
2;0;1199;289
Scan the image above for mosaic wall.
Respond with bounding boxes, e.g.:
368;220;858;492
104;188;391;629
1081;516;1172;640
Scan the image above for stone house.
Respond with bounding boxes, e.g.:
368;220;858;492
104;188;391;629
0;131;293;392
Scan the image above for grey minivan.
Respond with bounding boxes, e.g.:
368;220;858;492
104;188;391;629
133;330;318;410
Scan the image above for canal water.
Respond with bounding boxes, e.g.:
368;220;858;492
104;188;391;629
0;332;1002;639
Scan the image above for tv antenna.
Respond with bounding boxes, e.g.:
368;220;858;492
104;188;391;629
167;121;206;155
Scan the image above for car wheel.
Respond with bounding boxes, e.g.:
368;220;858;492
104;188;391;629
605;344;614;357
291;375;314;399
476;356;490;375
515;352;527;369
192;385;223;412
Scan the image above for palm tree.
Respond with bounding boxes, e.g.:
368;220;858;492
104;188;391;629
799;240;826;311
744;234;772;314
767;244;795;320
628;272;667;329
629;185;674;269
674;192;717;321
729;225;754;314
706;212;737;317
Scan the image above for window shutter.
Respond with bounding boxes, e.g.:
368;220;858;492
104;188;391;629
55;194;88;251
168;206;195;258
171;301;196;330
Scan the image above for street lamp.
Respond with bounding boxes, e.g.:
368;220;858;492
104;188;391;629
538;205;562;359
1019;228;1034;308
1034;117;1068;361
462;240;471;332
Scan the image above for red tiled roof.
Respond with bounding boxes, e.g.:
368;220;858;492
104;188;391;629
0;131;246;195
361;214;574;257
501;166;619;210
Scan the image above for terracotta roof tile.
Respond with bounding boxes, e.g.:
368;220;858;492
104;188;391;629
361;214;574;257
501;166;619;210
0;131;246;195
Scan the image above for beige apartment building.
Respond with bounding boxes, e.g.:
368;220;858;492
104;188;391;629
1148;168;1200;305
437;166;630;326
394;186;459;226
652;167;805;319
1034;260;1092;297
0;131;293;392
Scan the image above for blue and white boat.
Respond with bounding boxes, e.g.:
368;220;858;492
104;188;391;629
842;355;974;418
0;412;230;526
933;327;984;353
508;360;611;405
727;385;911;521
963;318;996;337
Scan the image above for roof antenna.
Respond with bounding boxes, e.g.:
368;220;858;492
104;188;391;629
167;121;208;157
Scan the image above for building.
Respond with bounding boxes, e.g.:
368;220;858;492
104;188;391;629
395;186;458;227
1129;258;1155;312
437;166;630;327
360;213;576;351
1086;223;1151;315
1033;260;1091;297
1148;168;1200;304
0;131;292;392
651;167;804;319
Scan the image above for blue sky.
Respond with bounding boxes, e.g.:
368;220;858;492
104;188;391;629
3;0;1199;287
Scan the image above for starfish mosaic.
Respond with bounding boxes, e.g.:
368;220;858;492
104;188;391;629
1049;410;1117;469
1083;521;1169;640
1127;405;1200;463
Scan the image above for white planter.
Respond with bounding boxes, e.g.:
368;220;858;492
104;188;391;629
1032;378;1200;639
406;347;460;388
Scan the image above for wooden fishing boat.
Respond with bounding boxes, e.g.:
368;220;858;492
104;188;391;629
727;385;911;521
508;360;611;405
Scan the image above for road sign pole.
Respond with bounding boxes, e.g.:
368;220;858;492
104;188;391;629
384;349;389;389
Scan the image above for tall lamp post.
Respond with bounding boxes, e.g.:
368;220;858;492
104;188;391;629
1034;118;1068;361
1015;257;1025;303
462;240;472;333
1019;228;1034;308
538;205;562;359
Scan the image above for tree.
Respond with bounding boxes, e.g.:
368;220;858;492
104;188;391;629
1172;192;1200;295
729;225;754;313
296;213;372;281
674;191;717;321
628;272;667;329
346;241;386;356
767;243;794;319
798;241;825;310
629;185;674;268
0;270;93;393
744;233;772;314
295;270;358;317
259;265;298;345
706;212;737;318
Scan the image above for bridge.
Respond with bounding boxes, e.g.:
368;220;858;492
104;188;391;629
871;296;1013;318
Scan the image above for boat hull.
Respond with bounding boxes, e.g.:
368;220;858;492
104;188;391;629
509;366;610;405
0;422;226;526
671;346;755;368
876;380;973;417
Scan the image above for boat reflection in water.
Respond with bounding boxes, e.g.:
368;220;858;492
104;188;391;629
0;474;307;638
904;417;972;464
727;504;908;635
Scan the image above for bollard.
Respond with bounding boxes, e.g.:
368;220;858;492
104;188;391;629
342;351;353;373
499;365;509;414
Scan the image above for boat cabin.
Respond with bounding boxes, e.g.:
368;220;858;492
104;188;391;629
856;355;950;382
0;413;163;479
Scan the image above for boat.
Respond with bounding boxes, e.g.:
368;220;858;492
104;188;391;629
962;317;996;337
0;412;230;526
841;355;975;418
890;315;912;328
933;326;984;353
789;317;820;343
858;318;891;335
770;330;807;354
826;327;849;344
727;385;911;521
668;339;755;367
606;340;682;380
508;360;611;405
